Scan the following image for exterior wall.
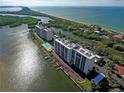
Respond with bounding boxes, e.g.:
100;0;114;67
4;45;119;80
54;39;72;65
71;50;76;64
46;31;53;41
79;56;86;72
88;57;95;71
36;26;41;36
35;26;52;41
83;59;90;74
72;50;95;75
54;38;95;75
54;40;58;54
67;49;73;65
41;29;46;39
75;52;82;69
83;57;95;74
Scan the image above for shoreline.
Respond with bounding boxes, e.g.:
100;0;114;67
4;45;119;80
31;32;86;92
30;7;124;33
0;6;124;34
52;16;123;34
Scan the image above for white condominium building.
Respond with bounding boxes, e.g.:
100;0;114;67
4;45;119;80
54;38;76;65
54;38;96;75
72;47;96;74
35;25;53;41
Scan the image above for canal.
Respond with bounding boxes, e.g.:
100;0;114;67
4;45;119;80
0;24;80;91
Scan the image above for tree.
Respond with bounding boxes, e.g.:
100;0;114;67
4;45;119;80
107;42;114;48
113;44;124;51
80;79;92;91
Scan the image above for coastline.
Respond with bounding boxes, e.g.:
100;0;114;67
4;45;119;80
52;16;123;34
52;16;122;33
1;6;123;34
0;13;122;34
31;7;124;33
31;31;86;92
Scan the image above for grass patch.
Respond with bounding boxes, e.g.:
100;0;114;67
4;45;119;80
79;79;92;91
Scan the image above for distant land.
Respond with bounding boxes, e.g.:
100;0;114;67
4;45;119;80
0;6;124;32
31;6;124;32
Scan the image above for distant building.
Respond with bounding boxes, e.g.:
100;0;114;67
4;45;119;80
94;30;100;33
114;64;124;79
99;35;109;39
113;34;124;42
54;38;96;75
89;24;102;31
95;54;102;63
35;25;53;41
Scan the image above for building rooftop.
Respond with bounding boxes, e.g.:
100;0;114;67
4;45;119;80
75;47;95;59
35;25;44;29
115;64;124;77
113;34;124;41
36;25;50;32
55;38;95;59
55;38;76;49
93;73;105;85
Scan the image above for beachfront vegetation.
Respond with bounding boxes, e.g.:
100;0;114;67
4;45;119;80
79;79;92;91
43;18;124;66
0;15;39;28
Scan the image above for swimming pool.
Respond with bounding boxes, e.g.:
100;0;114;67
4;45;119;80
43;42;52;51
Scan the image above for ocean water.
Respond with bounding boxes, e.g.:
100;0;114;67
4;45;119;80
31;7;124;32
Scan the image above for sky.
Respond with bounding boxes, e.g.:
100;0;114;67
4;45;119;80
1;0;124;6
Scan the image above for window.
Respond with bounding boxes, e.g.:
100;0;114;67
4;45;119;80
80;56;86;72
75;53;81;68
71;50;75;63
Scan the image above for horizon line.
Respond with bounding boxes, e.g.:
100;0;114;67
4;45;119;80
0;5;124;7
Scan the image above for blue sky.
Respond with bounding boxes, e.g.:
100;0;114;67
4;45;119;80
1;0;124;6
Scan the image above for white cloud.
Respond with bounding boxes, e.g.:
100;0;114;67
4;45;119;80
0;0;124;6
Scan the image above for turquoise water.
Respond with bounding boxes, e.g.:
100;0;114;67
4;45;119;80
31;7;124;32
44;43;49;49
43;42;52;50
